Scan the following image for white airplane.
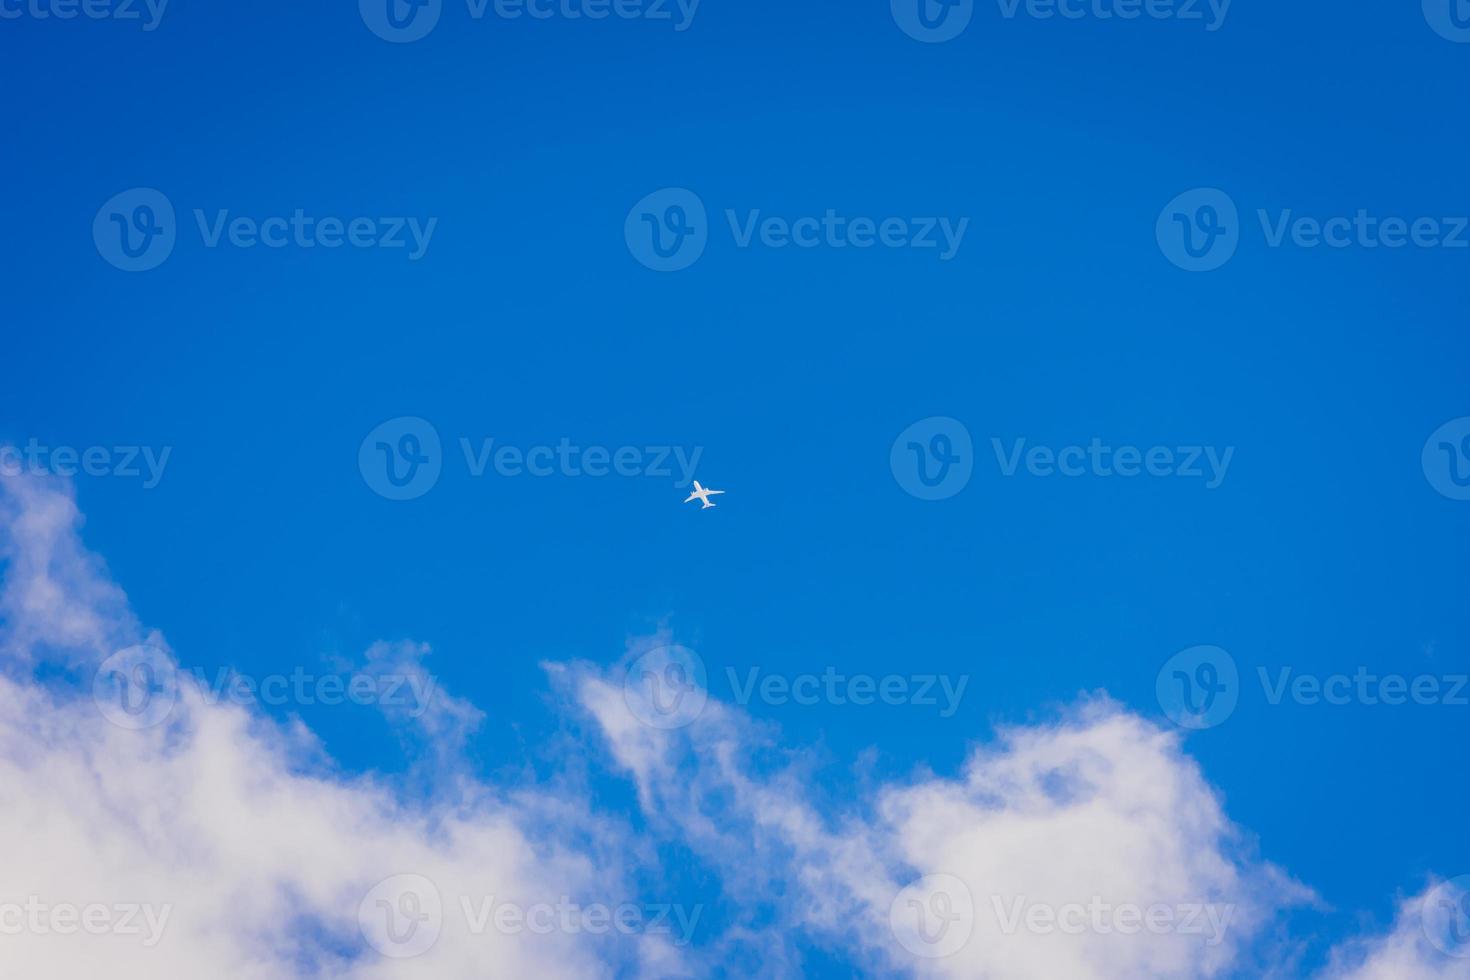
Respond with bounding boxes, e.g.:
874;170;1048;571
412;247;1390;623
683;481;725;509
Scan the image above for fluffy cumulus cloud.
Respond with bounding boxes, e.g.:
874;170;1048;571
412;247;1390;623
0;469;1464;978
574;658;1310;978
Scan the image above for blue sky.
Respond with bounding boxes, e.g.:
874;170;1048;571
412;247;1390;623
2;1;1470;977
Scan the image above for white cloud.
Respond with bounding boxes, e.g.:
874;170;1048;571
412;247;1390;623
572;655;1312;978
0;469;1465;979
0;472;136;664
0;473;674;979
1318;886;1470;980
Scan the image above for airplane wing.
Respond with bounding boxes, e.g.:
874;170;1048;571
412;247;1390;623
707;490;725;496
683;491;699;503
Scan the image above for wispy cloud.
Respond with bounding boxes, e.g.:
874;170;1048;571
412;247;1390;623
0;468;1463;978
